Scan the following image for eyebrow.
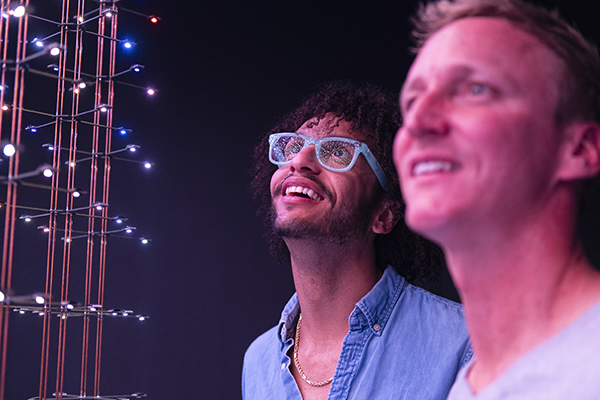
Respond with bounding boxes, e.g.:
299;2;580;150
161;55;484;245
402;65;477;96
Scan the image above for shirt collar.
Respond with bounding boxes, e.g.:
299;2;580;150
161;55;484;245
276;267;406;345
354;266;406;336
277;293;300;346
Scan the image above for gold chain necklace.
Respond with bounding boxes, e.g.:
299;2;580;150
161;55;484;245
293;314;334;387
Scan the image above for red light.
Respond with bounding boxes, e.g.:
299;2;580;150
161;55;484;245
149;15;159;24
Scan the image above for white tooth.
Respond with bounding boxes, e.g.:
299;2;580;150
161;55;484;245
286;187;292;195
414;161;452;175
302;188;309;195
307;189;316;199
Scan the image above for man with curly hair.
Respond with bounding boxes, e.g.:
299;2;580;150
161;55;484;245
394;0;600;398
242;81;471;399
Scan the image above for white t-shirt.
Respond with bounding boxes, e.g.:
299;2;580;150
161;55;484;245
448;298;600;400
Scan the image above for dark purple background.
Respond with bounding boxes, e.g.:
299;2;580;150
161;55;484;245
3;0;599;399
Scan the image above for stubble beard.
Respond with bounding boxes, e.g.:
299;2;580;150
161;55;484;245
272;190;381;246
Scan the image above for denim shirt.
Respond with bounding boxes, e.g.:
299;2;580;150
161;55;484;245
242;267;472;399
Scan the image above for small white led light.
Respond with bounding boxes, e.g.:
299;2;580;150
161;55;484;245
3;143;16;157
12;6;26;18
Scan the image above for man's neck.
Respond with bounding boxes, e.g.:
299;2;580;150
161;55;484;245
285;236;382;400
287;236;381;331
444;217;600;394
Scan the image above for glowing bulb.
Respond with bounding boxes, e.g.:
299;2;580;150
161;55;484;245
50;47;61;56
123;41;133;49
96;205;103;211
141;238;149;244
66;303;74;310
34;39;44;48
146;88;155;95
138;315;146;321
0;291;4;302
19;310;25;314
105;11;113;17
78;81;86;89
149;16;159;24
35;295;45;305
3;144;16;157
2;104;9;111
24;217;31;222
126;228;133;234
72;190;81;198
43;168;53;178
99;106;108;112
12;6;25;17
144;162;152;169
43;227;50;233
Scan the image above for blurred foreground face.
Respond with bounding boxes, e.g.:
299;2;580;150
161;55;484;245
394;17;566;243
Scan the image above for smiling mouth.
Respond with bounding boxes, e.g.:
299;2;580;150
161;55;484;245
413;160;455;176
285;186;323;201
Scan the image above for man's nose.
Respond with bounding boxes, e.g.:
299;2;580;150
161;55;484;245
402;91;450;138
288;145;322;173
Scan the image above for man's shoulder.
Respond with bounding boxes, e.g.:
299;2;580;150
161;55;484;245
400;281;465;317
244;324;281;362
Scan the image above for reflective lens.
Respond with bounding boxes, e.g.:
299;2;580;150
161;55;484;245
270;133;358;171
268;133;387;189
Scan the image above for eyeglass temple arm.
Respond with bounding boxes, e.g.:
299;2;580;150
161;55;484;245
362;147;388;190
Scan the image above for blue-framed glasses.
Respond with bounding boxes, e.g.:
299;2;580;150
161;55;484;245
268;132;387;189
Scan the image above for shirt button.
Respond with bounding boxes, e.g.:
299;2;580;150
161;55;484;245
373;323;381;332
281;363;287;371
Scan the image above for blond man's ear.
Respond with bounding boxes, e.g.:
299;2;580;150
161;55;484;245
558;121;600;181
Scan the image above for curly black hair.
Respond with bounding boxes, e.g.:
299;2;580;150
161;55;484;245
251;81;441;283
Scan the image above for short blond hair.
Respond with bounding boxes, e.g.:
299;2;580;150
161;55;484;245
410;0;600;127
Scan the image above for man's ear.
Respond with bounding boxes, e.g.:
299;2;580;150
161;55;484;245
372;199;401;235
558;121;600;181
